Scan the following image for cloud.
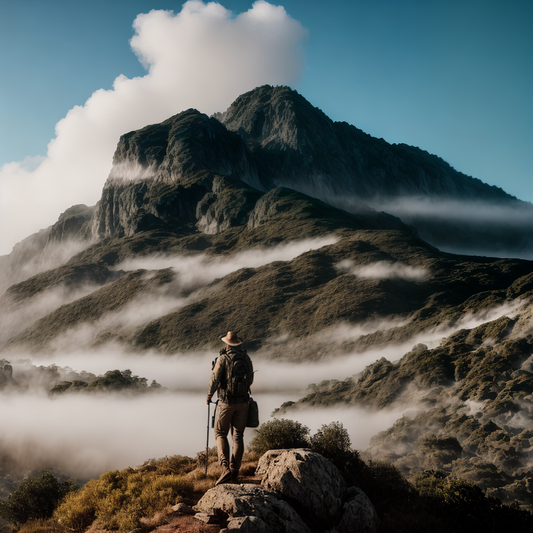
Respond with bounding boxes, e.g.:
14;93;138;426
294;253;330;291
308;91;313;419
279;404;421;451
0;296;524;480
337;259;429;282
0;1;308;255
113;236;337;289
374;197;533;259
0;282;101;345
0;355;415;479
0;238;91;295
0;391;210;478
0;237;336;352
377;196;533;225
0;389;414;479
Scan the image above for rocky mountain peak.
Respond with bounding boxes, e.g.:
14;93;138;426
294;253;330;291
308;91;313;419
217;84;332;152
6;85;532;271
216;85;515;202
108;108;259;187
91;108;263;239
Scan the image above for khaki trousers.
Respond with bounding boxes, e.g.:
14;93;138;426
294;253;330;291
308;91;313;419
214;401;249;474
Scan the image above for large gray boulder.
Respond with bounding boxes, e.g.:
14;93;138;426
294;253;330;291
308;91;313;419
257;449;346;525
195;483;311;533
334;487;379;533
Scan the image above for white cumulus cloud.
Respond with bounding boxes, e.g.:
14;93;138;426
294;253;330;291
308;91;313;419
0;1;308;255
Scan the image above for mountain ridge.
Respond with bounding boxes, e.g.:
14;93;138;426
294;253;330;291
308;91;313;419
87;84;533;257
220;85;517;202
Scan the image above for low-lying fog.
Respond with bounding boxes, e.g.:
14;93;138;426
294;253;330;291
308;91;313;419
0;236;528;483
0;387;413;480
1;297;523;481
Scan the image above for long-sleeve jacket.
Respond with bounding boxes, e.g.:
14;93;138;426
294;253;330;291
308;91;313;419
207;355;226;402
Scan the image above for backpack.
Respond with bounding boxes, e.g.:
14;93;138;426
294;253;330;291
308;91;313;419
223;347;254;399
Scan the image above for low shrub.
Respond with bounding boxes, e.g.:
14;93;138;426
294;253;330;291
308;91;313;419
358;460;415;513
310;421;365;478
248;418;310;456
0;471;77;525
409;471;533;533
310;421;351;457
54;467;193;532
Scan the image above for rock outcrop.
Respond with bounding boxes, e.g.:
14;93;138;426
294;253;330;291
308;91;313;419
0;204;94;294
195;484;311;533
195;449;378;533
257;449;346;525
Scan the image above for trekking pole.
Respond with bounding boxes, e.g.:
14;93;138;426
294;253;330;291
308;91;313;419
205;401;210;476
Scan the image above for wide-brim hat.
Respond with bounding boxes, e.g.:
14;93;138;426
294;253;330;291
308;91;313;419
221;331;243;346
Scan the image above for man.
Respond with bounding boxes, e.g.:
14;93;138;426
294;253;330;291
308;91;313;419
207;331;254;485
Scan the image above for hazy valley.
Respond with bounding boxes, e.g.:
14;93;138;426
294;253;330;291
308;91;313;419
1;85;532;530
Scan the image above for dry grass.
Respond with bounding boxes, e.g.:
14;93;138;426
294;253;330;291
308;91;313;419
54;465;193;532
17;518;65;533
50;451;260;533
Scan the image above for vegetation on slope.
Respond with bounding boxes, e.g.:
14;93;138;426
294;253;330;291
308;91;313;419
1;421;531;533
277;294;533;512
49;369;163;395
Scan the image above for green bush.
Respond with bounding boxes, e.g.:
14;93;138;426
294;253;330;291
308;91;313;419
309;421;365;479
409;471;533;533
310;421;351;456
248;418;310;456
0;471;77;525
358;460;414;512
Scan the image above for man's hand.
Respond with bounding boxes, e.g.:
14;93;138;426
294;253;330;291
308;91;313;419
207;396;211;405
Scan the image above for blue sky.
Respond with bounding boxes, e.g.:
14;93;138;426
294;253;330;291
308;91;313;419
0;0;531;253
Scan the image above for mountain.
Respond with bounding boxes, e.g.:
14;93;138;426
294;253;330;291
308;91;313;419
1;85;532;515
83;84;533;257
0;204;94;295
217;86;533;257
219;86;506;200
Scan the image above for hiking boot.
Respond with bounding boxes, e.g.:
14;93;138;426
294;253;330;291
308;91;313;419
215;468;232;486
231;470;239;483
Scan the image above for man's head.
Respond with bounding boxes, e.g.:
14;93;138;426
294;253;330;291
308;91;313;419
221;331;243;347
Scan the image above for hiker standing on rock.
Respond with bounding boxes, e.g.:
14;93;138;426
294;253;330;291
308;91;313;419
207;331;254;485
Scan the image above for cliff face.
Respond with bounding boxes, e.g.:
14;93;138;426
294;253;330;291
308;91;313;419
88;85;532;257
88;93;419;245
219;85;515;203
91;109;262;239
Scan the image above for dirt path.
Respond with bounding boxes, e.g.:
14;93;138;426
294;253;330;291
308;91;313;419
152;514;221;533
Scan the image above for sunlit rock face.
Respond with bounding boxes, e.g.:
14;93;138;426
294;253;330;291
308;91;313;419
91;109;261;239
219;85;513;204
